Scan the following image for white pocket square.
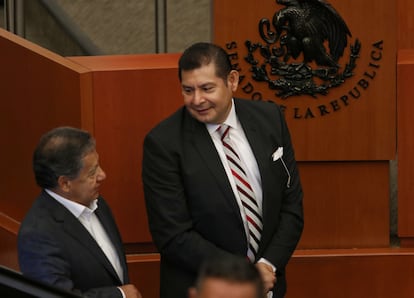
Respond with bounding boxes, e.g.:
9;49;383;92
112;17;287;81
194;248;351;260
272;147;283;161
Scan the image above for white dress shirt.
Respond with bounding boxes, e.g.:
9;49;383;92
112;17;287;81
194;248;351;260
45;189;124;284
206;99;276;298
207;99;263;240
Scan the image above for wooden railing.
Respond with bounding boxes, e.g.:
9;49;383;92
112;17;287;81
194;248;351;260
0;213;20;270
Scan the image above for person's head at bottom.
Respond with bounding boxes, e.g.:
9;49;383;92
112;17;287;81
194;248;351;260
189;255;265;298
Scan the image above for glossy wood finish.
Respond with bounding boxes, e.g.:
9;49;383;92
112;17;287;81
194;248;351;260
213;0;396;161
0;213;20;270
297;161;390;249
0;29;92;222
68;54;183;243
127;254;160;298
0;0;409;292
288;248;414;298
398;0;414;49
0;28;183;244
397;50;414;244
0;24;392;249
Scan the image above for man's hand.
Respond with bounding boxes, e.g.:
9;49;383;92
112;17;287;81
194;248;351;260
119;284;142;298
255;262;276;293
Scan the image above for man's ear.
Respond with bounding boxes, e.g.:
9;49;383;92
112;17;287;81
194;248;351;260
57;176;71;192
228;69;239;92
188;287;198;298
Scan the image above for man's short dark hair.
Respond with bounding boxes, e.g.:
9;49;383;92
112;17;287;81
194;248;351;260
195;255;265;298
33;126;96;189
178;42;233;83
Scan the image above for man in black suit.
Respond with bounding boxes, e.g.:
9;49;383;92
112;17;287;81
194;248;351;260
142;42;304;298
18;126;141;298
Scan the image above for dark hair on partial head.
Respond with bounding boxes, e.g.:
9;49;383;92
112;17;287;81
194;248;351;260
33;126;96;189
195;255;265;298
178;42;233;83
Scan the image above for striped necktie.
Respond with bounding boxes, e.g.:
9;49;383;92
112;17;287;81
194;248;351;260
218;124;263;262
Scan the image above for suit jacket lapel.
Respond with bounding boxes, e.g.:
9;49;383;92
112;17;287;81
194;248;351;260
95;203;128;283
185;112;242;217
43;192;122;283
234;99;274;235
235;98;270;181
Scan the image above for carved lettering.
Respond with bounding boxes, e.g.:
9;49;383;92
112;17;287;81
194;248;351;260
227;52;239;61
370;50;382;61
318;105;330;116
372;40;383;50
349;87;361;99
242;82;254;93
305;108;315;119
294;107;315;119
251;92;263;101
358;79;369;89
294;108;302;119
231;63;242;72
226;41;237;50
364;71;376;79
368;62;380;68
330;100;341;112
340;95;349;106
222;36;384;119
279;105;287;114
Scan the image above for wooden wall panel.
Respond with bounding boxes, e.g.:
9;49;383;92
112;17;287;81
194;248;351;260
68;54;183;244
92;67;182;243
0;229;19;270
288;249;414;298
1;22;393;252
297;162;390;249
0;213;20;271
397;50;414;243
398;0;414;50
127;254;160;298
397;1;414;247
213;0;396;161
0;29;92;222
0;1;411;296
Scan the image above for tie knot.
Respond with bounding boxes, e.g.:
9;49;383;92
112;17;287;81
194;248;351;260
217;124;230;140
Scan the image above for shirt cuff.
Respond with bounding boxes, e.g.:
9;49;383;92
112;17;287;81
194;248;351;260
258;257;277;272
117;287;126;298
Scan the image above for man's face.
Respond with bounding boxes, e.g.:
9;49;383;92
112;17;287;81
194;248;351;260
65;150;106;206
181;63;239;124
189;278;258;298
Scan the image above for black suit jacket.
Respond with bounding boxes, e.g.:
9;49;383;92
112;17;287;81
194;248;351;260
18;191;129;298
143;98;304;298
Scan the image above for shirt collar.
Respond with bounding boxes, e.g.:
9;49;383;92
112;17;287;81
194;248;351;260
206;98;239;135
45;189;98;219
